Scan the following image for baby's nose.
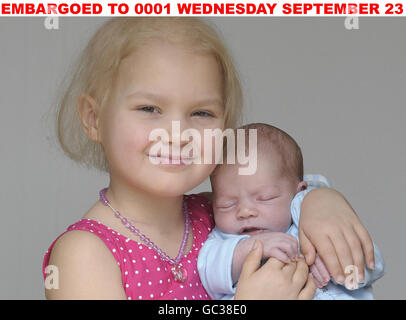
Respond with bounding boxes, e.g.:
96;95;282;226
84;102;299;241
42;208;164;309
237;207;258;219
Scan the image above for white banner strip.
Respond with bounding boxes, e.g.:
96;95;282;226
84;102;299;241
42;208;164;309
0;0;405;17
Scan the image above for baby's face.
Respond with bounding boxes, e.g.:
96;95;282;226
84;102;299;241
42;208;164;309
212;158;299;236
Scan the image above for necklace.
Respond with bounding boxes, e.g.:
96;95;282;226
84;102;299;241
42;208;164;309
99;188;189;283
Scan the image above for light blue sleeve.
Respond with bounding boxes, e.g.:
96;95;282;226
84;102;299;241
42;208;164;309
303;174;332;189
197;227;249;300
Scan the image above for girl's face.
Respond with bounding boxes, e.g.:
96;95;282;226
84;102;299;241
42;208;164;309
99;42;225;196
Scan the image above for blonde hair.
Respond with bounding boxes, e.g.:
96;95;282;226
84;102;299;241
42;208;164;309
56;17;243;172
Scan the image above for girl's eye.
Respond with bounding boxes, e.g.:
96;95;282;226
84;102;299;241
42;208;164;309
192;110;214;118
137;106;160;114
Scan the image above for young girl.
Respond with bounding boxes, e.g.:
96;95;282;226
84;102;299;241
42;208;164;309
43;17;375;300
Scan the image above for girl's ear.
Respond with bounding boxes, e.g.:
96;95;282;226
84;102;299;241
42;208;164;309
77;94;101;142
296;181;308;193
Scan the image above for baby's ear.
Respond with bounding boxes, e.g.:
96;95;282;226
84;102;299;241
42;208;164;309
77;94;100;142
296;181;308;192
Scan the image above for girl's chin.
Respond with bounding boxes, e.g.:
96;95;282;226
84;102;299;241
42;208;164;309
143;178;199;197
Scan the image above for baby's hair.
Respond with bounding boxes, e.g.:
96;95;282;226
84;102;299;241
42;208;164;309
241;123;303;181
56;17;243;172
212;123;303;182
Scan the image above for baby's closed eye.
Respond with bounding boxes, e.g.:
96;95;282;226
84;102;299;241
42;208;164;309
215;200;237;210
256;194;279;202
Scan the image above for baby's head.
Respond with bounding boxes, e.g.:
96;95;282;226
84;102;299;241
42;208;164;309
56;18;243;196
210;123;307;235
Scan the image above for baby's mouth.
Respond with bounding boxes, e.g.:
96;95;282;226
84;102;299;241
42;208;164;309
239;227;266;236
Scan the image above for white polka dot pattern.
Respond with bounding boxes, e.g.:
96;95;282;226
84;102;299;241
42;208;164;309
42;194;214;300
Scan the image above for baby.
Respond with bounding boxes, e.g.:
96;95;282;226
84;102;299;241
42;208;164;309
198;123;385;300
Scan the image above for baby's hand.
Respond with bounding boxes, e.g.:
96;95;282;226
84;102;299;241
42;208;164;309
251;232;299;263
309;253;331;288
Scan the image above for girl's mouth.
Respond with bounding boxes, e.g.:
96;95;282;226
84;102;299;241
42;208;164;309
148;154;196;166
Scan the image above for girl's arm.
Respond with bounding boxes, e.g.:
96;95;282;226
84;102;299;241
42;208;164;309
45;231;127;300
298;188;375;286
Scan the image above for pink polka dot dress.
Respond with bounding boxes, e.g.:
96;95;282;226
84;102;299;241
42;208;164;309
43;194;214;300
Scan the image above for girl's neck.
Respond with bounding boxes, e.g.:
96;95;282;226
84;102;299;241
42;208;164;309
105;177;184;228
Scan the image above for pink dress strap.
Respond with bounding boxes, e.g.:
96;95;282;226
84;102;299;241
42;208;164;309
43;193;214;300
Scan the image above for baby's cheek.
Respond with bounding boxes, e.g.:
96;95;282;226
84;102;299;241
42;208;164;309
213;212;233;234
268;208;293;232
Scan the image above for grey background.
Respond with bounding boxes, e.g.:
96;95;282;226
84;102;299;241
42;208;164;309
0;17;404;299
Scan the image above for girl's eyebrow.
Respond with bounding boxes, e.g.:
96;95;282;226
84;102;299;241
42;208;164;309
193;97;223;108
126;91;168;104
126;91;223;108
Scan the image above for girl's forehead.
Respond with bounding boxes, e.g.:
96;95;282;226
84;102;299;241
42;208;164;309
114;42;224;100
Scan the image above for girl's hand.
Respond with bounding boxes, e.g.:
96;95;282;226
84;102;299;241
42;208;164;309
299;188;375;285
234;240;316;300
231;232;298;283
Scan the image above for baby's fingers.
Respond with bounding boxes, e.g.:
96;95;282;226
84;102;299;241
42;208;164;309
278;236;299;260
309;264;324;288
314;255;331;286
269;248;291;264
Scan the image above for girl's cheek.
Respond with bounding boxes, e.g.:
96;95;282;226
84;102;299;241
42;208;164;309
112;120;151;157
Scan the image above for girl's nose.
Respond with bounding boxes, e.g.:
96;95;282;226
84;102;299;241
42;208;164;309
165;118;191;148
237;206;258;220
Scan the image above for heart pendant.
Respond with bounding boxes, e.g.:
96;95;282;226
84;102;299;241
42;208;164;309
171;264;187;283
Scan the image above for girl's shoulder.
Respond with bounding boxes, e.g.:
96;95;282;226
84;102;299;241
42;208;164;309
184;193;214;229
43;224;126;299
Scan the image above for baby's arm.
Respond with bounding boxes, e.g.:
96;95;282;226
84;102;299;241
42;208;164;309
197;228;249;299
198;228;299;299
